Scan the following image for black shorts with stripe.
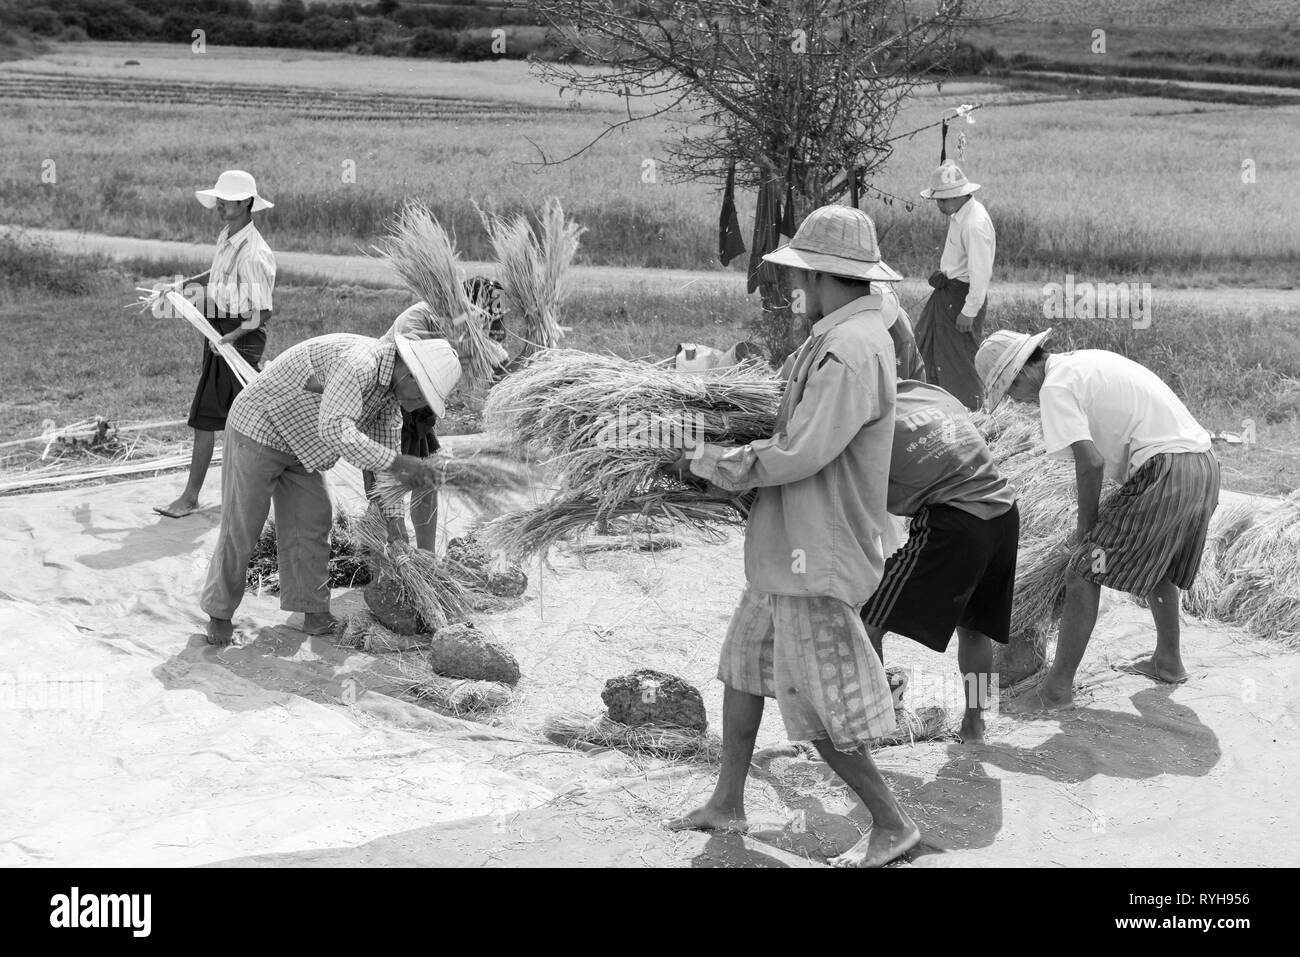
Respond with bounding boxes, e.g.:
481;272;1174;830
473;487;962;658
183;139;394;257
860;502;1020;652
1072;450;1219;597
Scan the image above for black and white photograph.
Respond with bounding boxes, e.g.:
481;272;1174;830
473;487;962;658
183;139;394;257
0;0;1295;901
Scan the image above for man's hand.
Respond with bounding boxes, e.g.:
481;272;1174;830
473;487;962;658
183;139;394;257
955;310;976;333
662;449;692;482
390;454;438;489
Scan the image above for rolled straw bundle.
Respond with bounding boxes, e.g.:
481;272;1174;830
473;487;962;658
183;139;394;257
389;654;513;714
373;201;506;383
346;508;484;632
479;349;779;556
478;198;583;358
543;710;722;763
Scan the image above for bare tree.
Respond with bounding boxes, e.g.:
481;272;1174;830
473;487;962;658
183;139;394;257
523;0;996;361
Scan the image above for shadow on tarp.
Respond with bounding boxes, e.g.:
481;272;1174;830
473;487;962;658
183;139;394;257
979;687;1221;783
72;503;219;571
202;791;820;869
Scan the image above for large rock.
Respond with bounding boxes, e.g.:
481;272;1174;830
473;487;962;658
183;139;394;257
447;536;492;570
485;565;528;598
363;578;424;635
427;622;520;686
602;669;707;733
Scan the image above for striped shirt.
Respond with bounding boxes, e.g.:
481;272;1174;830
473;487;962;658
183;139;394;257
208;221;276;317
227;335;404;514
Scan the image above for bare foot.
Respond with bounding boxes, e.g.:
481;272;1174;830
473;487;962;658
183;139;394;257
1122;656;1189;684
155;496;199;519
302;612;340;636
664;803;748;833
959;712;986;743
829;815;921;868
206;617;234;648
1002;683;1075;714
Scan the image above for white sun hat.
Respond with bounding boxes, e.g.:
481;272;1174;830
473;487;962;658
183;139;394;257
975;328;1053;412
195;170;274;211
393;336;462;418
919;161;981;200
761;205;902;282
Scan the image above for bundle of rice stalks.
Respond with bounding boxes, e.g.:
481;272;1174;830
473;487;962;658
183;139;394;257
480;491;747;560
1212;492;1300;647
478;197;583;359
543;710;723;763
346;507;483;632
372;201;506;383
389;653;513;715
480;349;778;555
871;705;952;748
1182;496;1258;617
337;611;429;653
1009;535;1072;650
367;446;533;517
246;514;372;594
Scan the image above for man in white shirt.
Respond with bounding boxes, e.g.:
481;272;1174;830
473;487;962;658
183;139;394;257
976;330;1220;711
914;162;995;410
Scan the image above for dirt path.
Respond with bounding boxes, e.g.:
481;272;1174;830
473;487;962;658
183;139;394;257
9;225;1300;313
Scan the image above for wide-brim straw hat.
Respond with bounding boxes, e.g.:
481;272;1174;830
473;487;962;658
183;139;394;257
196;170;274;211
394;335;462;418
976;328;1053;412
919;161;981;200
762;205;902;282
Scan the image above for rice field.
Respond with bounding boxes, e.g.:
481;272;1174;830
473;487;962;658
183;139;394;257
1;42;1298;285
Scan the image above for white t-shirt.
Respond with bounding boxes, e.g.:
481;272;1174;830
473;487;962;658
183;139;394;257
1039;350;1210;483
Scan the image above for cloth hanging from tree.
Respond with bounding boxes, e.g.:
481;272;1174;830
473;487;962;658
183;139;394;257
748;175;785;294
718;163;746;266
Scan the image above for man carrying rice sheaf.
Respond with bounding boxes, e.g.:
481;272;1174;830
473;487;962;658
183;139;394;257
374;277;508;552
976;329;1220;711
860;378;1019;743
199;332;462;647
914;161;995;411
667;205;920;868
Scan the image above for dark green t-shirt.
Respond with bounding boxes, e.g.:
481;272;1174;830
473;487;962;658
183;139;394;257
890;379;1015;519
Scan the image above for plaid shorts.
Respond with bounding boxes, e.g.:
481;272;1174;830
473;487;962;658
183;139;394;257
1073;451;1220;597
717;585;896;750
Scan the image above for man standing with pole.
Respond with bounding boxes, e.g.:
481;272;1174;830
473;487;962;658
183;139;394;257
914;161;995;411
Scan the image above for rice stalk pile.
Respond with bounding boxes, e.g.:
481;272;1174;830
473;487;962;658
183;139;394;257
543;710;722;763
1210;490;1300;647
372;201;506;383
478;197;583;358
246;513;371;594
1182;496;1258;618
479;349;779;557
368;446;532;517
346;508;482;632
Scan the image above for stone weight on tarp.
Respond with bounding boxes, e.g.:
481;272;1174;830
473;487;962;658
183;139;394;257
602;669;707;733
427;621;520;686
363;578;424;635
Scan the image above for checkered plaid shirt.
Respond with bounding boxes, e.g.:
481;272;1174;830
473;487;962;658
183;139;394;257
228;334;404;514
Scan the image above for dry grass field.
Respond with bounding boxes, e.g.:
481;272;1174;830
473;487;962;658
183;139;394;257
1;43;1298;286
